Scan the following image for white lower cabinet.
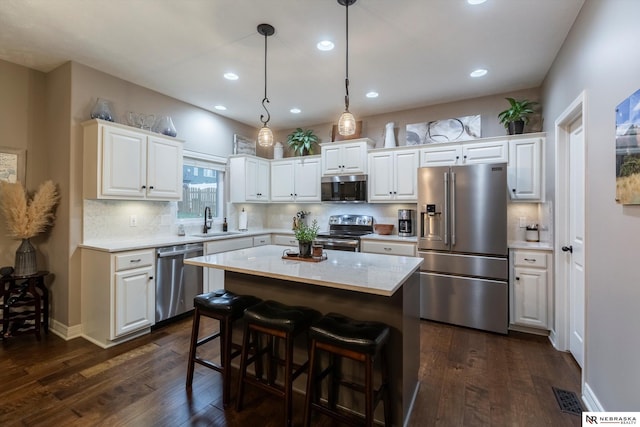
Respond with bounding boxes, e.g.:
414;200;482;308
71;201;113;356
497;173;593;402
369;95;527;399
81;248;156;348
273;234;298;247
361;240;416;256
203;236;255;293
510;249;552;330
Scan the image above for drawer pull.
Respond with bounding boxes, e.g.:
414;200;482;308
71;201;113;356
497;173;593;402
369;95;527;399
384;247;392;251
130;259;142;263
523;258;537;262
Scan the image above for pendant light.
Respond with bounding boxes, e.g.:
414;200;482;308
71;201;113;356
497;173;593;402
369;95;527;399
257;23;275;147
337;0;357;136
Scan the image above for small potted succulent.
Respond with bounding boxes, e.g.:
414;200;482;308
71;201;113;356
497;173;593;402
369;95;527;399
286;128;319;156
497;97;539;135
294;219;319;258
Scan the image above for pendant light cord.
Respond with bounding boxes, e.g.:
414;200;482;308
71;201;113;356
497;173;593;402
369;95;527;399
261;29;270;126
344;1;350;112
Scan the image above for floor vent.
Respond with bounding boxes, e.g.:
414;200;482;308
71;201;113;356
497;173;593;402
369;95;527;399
552;386;584;416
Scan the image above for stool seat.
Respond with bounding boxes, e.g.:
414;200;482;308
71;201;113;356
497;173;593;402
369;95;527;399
194;290;261;318
310;313;390;355
244;300;320;333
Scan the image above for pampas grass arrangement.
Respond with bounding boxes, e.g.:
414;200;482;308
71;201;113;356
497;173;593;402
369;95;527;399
0;180;60;239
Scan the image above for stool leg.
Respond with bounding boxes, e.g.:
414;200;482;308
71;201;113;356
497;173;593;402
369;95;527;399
365;354;374;427
236;322;252;412
267;334;276;385
284;333;294;427
221;316;233;408
381;348;392;427
186;307;201;387
303;339;318;427
328;353;340;410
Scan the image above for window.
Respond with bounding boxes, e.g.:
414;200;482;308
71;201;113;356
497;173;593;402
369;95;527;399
178;153;225;220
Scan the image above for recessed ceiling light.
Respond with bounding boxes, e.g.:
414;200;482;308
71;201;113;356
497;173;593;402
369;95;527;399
467;0;487;5
214;105;227;111
223;72;239;80
366;91;379;98
290;108;301;114
470;68;488;78
317;40;334;51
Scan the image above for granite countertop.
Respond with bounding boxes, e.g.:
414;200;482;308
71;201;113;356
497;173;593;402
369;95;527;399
185;245;423;297
80;228;295;252
508;240;554;250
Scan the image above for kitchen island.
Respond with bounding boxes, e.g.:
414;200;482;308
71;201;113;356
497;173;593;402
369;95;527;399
185;245;422;426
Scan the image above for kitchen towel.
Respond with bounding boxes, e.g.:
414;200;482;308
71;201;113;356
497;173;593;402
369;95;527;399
239;208;248;231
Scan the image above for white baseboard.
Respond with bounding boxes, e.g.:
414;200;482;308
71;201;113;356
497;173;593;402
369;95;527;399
50;319;83;340
582;381;604;412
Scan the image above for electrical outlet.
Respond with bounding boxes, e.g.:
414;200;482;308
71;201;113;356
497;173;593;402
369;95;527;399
129;215;137;227
519;217;527;228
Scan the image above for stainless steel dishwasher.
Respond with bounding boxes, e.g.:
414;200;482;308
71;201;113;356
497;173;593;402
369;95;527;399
155;243;203;323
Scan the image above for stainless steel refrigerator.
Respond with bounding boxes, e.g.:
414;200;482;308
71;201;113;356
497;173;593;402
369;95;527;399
417;163;508;334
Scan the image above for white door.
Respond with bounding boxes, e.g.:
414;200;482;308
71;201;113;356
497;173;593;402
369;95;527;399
567;116;586;368
368;152;394;201
146;136;183;200
394;149;419;200
294;157;321;202
102;126;146;198
113;266;154;338
270;160;295;201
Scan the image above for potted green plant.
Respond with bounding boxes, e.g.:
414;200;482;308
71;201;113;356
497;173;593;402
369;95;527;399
286;128;319;156
497;97;538;135
294;219;319;257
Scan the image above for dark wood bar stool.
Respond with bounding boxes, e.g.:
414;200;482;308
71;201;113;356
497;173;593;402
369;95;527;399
186;289;261;408
236;300;321;427
303;313;391;427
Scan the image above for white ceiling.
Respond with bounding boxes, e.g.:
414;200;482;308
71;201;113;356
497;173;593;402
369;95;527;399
0;0;584;130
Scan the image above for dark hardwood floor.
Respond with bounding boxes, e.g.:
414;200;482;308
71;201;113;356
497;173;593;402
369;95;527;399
0;317;581;426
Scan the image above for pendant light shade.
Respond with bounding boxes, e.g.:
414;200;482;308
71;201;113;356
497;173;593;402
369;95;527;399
337;0;357;136
257;23;275;147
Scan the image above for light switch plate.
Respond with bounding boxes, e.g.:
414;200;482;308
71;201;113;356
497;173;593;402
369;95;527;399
129;215;137;227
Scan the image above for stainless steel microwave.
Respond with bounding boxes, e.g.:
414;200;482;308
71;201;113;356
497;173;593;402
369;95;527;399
321;174;368;203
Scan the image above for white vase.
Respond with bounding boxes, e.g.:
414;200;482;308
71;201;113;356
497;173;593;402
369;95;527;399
274;142;283;159
384;122;396;148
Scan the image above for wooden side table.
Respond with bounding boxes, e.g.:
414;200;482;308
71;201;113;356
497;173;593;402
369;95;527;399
1;271;49;340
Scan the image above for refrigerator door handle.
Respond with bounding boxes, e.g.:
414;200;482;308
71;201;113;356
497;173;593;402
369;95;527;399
443;172;449;245
451;171;456;246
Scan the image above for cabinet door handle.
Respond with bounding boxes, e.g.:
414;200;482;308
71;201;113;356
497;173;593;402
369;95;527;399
512;188;516;193
141;185;146;189
515;276;520;280
523;258;536;262
149;186;154;190
290;193;294;196
149;276;153;280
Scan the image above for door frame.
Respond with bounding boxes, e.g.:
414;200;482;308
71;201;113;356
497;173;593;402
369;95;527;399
552;90;586;356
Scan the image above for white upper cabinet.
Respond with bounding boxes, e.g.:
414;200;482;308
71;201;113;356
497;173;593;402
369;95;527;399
271;156;321;202
368;148;419;202
229;155;270;203
419;139;507;167
508;136;543;201
83;119;183;201
320;138;375;175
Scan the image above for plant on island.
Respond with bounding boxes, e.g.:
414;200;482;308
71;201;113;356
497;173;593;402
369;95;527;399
294;219;319;243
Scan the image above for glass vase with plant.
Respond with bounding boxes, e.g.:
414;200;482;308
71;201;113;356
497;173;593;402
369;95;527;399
294;219;319;257
286;128;319;156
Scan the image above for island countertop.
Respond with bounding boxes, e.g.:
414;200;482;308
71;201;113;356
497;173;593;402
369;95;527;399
184;244;422;297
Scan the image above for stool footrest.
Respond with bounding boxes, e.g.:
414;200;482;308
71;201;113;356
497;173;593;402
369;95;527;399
196;331;221;347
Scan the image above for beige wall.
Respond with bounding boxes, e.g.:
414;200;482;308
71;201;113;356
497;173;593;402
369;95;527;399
264;87;541;159
542;0;640;410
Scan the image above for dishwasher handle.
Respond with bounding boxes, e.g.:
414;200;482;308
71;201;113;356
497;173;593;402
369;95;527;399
157;245;203;258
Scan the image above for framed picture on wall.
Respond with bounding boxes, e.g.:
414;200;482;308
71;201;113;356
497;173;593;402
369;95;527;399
233;134;256;155
0;146;26;185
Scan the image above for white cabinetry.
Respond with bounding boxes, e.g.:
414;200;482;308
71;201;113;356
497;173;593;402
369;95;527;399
419;139;507;167
320;138;375;175
273;234;298;247
203;236;255;293
368;148;419;202
252;234;272;246
510;249;552;330
81;248;156;348
270;156;321;202
361;240;416;256
82;119;183;201
508;136;543;201
229;156;270;203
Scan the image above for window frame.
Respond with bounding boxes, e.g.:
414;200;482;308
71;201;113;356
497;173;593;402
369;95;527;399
180;150;226;224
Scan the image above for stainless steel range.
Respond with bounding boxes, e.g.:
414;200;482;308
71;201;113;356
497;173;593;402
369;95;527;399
314;214;373;252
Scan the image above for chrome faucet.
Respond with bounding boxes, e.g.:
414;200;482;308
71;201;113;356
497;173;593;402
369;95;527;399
203;206;212;233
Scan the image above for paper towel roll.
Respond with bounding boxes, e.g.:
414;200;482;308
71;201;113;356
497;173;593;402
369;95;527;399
239;208;248;231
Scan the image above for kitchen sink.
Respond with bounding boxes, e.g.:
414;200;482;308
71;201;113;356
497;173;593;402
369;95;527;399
190;232;242;238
